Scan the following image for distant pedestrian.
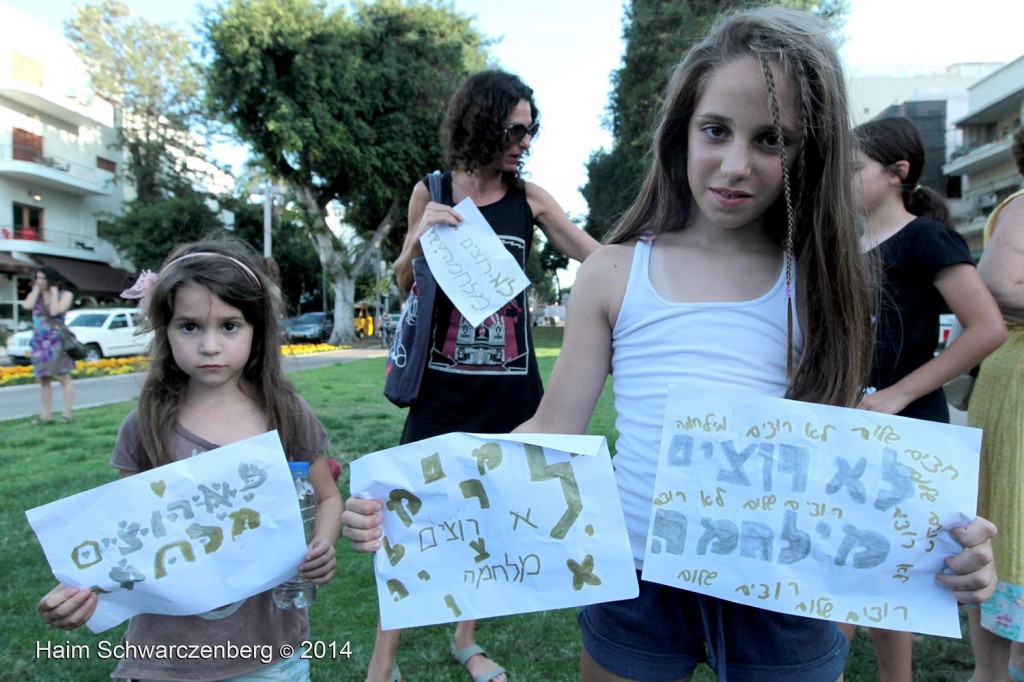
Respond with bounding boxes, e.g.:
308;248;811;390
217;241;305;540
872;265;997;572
22;265;75;423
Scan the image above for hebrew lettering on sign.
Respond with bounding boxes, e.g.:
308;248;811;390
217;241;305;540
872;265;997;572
26;431;308;633
419;198;531;328
349;433;638;630
641;386;981;638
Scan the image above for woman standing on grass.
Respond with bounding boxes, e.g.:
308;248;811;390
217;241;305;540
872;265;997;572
22;265;75;423
367;69;599;682
967;124;1024;682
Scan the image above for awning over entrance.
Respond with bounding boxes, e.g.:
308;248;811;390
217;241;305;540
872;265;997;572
0;252;37;276
34;254;135;295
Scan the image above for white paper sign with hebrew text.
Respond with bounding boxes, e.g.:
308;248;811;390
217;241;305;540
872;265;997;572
641;386;980;638
26;431;307;633
419;197;531;328
349;432;638;630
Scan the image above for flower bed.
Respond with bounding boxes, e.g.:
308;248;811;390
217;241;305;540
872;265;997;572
0;356;150;387
0;344;349;388
282;342;350;356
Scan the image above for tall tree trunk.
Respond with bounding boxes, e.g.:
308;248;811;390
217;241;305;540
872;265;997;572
292;186;355;344
294;189;401;345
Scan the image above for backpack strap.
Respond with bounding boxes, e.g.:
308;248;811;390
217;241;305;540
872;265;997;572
426;170;443;203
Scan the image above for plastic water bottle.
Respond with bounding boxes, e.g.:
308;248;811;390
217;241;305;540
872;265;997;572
272;461;318;609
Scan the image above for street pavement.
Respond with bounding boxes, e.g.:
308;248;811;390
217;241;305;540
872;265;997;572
0;344;969;426
0;346;387;422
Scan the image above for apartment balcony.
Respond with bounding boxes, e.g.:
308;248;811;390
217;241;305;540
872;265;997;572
0;79;113;128
0;145;111;196
1;225;116;262
943;136;1013;177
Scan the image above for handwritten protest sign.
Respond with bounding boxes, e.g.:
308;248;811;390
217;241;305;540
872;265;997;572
641;386;981;638
419;198;531;328
349;433;638;630
26;431;307;633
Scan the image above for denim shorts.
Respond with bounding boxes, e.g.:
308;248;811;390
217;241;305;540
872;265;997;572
579;574;848;682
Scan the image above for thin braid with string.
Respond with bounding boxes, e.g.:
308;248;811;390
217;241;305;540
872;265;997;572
792;60;812;227
758;52;797;380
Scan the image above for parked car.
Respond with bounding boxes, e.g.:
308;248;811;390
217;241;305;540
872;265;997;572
279;315;298;341
6;307;152;364
286;311;334;344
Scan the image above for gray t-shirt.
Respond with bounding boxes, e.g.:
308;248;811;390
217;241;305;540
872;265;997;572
108;398;328;681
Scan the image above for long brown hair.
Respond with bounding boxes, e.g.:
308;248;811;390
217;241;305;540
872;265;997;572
134;238;309;469
607;7;874;407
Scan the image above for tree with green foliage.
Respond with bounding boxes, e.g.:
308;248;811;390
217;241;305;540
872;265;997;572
100;185;325;313
65;0;208;202
582;0;847;241
227;190;323;317
100;190;222;270
203;0;487;343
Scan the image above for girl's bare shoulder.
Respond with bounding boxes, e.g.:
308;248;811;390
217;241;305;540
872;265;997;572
572;243;636;307
576;242;635;277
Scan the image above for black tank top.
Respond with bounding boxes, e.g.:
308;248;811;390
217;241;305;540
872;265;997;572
401;171;544;443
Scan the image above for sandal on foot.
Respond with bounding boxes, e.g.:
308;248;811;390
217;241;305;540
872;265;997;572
32;417;51;425
389;663;401;682
450;642;508;682
60;415;72;423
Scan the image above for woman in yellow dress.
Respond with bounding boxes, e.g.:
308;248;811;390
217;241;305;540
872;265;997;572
968;124;1024;682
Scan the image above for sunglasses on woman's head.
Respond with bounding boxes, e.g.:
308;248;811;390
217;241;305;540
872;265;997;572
504;121;540;143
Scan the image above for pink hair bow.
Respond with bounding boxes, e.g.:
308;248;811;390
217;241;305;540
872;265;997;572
121;270;158;311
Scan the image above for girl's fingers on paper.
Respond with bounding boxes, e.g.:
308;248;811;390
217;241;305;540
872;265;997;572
952;516;998;547
341;497;384;551
341;523;382;548
342;496;383;520
38;585;96;629
936;564;996;604
938;521;997;604
341;502;383;532
340;522;382;547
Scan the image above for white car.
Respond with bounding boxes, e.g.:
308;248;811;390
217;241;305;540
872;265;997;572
5;307;152;364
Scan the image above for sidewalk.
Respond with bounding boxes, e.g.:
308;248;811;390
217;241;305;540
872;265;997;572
0;345;387;421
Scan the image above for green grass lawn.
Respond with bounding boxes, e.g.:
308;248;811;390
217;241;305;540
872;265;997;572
0;327;978;680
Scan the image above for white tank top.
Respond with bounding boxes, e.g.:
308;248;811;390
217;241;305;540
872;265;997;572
611;237;804;566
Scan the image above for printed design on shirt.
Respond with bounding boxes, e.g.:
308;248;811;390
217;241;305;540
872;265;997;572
428;235;530;376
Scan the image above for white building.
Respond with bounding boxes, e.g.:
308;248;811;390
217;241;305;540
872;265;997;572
0;2;134;331
942;55;1024;253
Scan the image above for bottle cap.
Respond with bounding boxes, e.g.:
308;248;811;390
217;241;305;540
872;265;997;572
288;460;311;476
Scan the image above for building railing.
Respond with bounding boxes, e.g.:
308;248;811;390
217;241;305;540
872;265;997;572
949;119;1023;161
0;144;103;185
0;224;103;251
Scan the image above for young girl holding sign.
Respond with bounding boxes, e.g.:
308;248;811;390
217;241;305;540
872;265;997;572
344;7;998;681
37;238;342;681
840;116;1006;681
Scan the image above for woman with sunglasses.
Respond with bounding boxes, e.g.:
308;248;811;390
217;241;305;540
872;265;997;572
357;70;599;682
